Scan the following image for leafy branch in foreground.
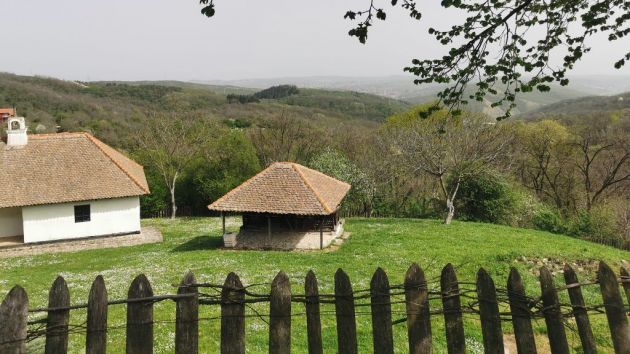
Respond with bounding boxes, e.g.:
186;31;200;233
199;0;630;119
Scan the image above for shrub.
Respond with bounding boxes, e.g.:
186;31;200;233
568;207;620;247
531;207;568;235
454;170;520;225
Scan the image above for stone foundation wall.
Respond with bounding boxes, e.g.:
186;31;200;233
0;227;162;258
229;222;345;250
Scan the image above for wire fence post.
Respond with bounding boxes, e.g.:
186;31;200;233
221;272;245;354
0;286;28;354
563;265;596;354
370;267;393;354
45;276;70;354
507;268;537;354
126;274;154;354
269;271;291;354
404;263;432;354
86;275;108;354
441;263;466;354
476;268;504;354
305;270;323;354
176;271;198;354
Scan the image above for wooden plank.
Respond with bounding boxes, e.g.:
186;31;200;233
620;267;630;308
477;268;504;354
539;267;569;354
45;276;70;354
86;275;108;354
441;263;465;354
599;261;630;353
176;271;198;354
126;274;153;354
405;263;432;354
370;268;393;354
269;271;291;354
0;286;28;354
507;268;536;354
335;268;358;354
563;265;596;354
221;272;245;354
305;270;323;354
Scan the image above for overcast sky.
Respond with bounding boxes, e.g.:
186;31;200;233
2;0;629;82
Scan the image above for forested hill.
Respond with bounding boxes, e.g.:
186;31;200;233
525;91;630;117
0;73;411;148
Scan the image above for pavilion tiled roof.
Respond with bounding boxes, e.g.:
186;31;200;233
0;132;149;208
208;162;351;216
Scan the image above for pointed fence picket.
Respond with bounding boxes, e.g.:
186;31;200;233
1;261;630;353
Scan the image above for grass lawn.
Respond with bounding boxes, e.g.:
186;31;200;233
1;217;628;353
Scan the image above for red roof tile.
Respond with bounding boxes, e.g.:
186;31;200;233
208;162;351;215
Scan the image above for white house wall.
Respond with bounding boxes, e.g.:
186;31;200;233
22;197;141;243
0;207;23;238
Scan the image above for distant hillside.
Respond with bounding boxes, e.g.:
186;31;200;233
0;73;411;148
202;75;630;117
526;91;630;117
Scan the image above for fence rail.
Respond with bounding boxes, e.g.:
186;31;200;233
1;261;630;353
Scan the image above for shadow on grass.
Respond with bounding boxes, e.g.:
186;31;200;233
171;235;224;252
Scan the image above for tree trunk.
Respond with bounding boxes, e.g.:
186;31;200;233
169;172;178;219
444;199;455;225
170;186;177;219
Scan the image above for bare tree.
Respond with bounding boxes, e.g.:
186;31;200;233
248;112;323;165
387;111;510;224
515;120;578;214
138;113;211;219
573;129;630;211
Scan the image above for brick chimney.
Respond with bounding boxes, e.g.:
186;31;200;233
6;117;28;147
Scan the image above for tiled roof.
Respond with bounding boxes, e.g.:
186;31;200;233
0;108;15;116
0;132;149;208
208;162;351;215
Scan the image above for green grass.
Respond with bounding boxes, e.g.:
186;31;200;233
1;218;628;353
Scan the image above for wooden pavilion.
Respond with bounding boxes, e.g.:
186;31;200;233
207;162;351;250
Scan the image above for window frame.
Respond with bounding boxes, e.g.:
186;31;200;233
74;204;91;223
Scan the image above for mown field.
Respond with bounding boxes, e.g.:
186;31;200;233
1;217;628;353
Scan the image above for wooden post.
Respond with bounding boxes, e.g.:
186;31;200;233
269;271;291;354
45;276;70;354
507;268;537;354
320;216;324;250
599;261;630;353
405;263;432;354
305;270;323;354
221;272;245;354
0;286;28;354
267;215;271;248
563;265;596;354
476;268;504;354
441;263;465;354
371;268;393;354
539;267;569;354
620;267;630;306
222;212;226;235
176;271;198;354
126;274;154;354
86;275;108;354
335;269;358;354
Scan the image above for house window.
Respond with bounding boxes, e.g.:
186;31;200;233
74;204;91;223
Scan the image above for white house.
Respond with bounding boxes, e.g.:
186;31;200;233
0;117;150;244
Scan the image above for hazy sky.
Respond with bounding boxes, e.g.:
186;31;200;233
2;0;628;81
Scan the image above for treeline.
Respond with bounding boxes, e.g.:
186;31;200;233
136;104;630;249
227;84;299;103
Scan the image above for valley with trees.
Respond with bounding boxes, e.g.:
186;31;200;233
1;72;628;248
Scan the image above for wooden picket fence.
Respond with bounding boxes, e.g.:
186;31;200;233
1;261;630;353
